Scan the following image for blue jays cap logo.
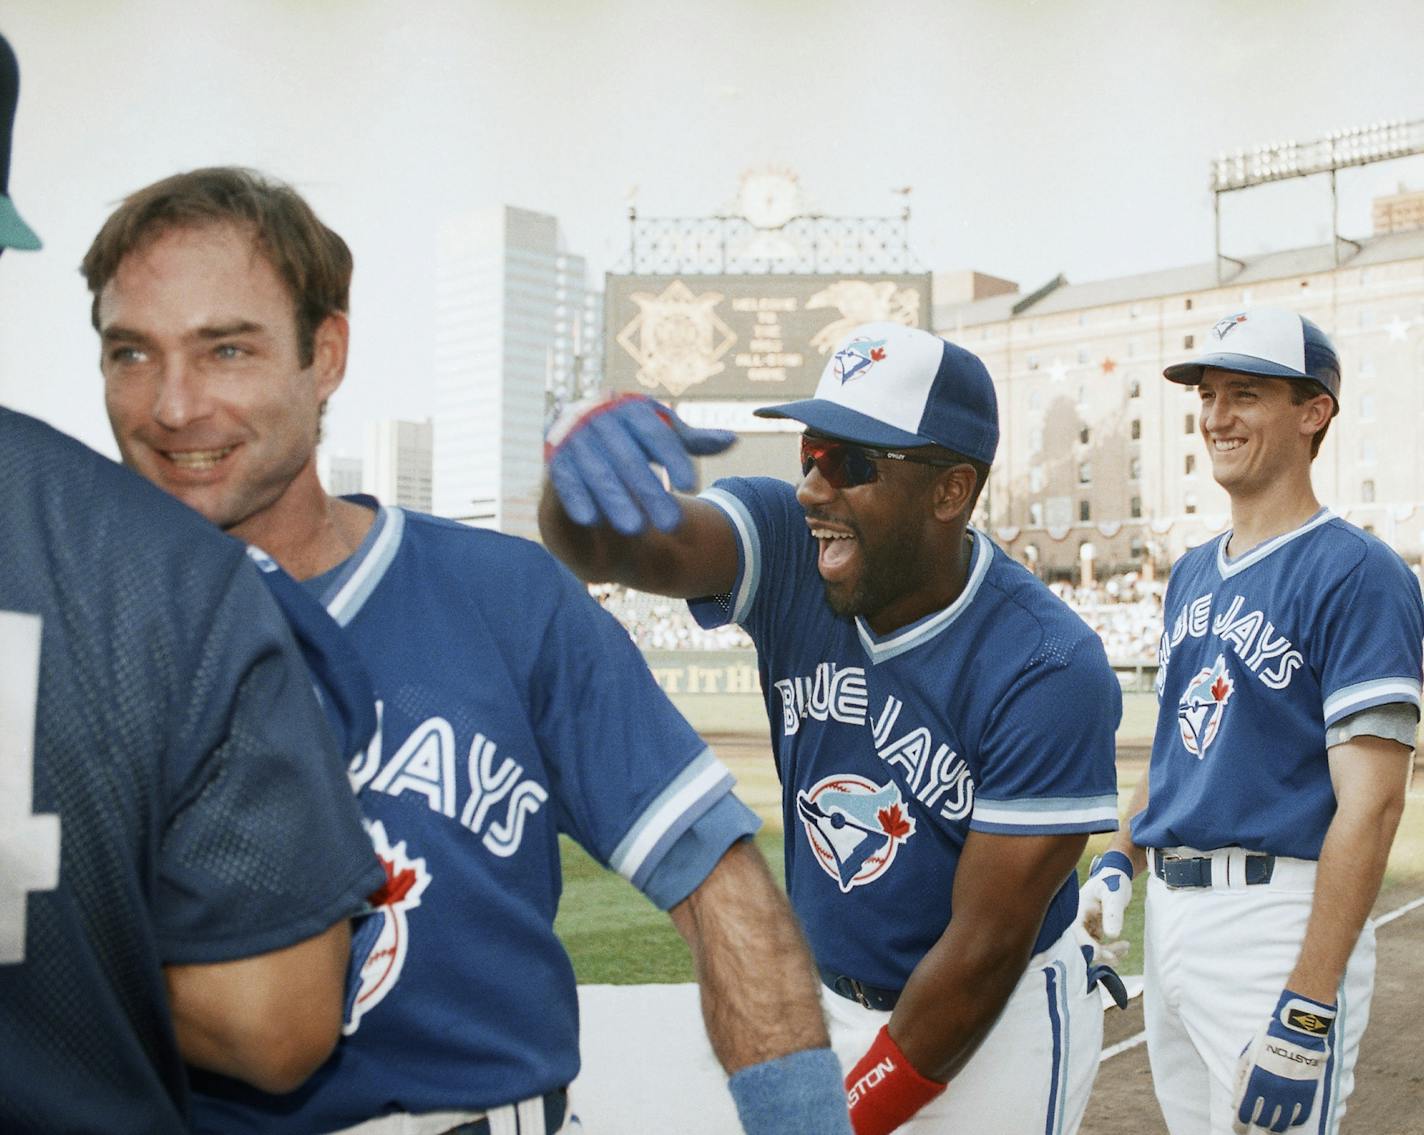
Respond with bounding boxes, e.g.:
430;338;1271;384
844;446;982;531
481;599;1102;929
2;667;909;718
344;820;431;1035
1212;312;1249;341
1177;654;1234;759
831;336;889;385
796;773;916;892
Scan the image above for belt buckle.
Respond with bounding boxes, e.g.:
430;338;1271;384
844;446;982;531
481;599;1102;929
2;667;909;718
1158;851;1204;889
849;978;874;1010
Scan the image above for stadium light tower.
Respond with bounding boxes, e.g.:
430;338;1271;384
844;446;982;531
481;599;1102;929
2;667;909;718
1210;118;1424;281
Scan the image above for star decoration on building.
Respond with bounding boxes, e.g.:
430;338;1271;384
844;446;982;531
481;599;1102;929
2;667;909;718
1100;357;1118;375
1386;315;1410;343
1048;359;1068;384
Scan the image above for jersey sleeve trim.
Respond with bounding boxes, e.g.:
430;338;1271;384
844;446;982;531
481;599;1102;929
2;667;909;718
325;506;404;626
638;795;762;910
1323;676;1422;727
699;487;761;624
609;748;736;891
969;793;1119;836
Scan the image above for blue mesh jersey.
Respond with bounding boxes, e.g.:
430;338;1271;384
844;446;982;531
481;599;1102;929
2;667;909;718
193;502;758;1133
1135;511;1424;859
0;409;382;1134
689;478;1120;990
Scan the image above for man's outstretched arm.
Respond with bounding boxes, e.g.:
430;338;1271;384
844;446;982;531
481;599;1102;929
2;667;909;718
539;392;740;595
669;838;852;1135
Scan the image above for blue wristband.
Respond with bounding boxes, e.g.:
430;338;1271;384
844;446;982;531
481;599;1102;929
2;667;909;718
728;1047;852;1135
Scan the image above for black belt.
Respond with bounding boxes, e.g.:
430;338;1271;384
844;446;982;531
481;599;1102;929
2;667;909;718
1153;851;1275;889
440;1089;567;1135
820;967;901;1011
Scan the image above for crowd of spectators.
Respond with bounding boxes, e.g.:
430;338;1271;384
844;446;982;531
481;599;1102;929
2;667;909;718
589;570;1165;662
589;556;1424;695
590;583;753;651
1046;573;1164;664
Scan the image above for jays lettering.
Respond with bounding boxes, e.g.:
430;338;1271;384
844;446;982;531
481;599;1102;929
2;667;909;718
1156;592;1304;697
773;663;975;821
347;704;547;858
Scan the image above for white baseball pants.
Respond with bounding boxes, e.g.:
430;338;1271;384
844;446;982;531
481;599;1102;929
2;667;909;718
1143;852;1375;1135
823;924;1103;1133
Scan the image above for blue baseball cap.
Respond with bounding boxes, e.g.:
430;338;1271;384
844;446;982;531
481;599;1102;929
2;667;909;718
0;33;41;252
754;322;999;463
1164;307;1339;414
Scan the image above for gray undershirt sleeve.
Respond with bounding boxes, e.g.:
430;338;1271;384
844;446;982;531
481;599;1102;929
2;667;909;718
1326;701;1419;750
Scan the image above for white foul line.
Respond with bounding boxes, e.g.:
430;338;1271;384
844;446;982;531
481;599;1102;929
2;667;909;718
1099;891;1424;1064
1372;892;1424;928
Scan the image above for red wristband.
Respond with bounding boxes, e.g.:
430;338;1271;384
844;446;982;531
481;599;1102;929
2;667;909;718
844;1025;946;1135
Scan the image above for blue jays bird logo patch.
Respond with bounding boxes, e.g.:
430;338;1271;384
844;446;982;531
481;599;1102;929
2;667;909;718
1177;654;1235;759
1213;312;1248;341
344;820;431;1035
797;774;916;892
831;336;889;385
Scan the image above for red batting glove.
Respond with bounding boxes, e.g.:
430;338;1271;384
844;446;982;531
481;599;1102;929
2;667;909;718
844;1025;946;1135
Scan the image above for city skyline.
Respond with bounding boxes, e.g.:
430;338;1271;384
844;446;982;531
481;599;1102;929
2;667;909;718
3;1;1423;465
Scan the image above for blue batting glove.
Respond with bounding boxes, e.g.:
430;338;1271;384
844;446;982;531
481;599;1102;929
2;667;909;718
544;393;736;535
1231;988;1335;1133
1077;849;1134;946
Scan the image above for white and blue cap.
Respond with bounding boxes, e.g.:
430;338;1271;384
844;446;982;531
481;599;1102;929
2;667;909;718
753;322;999;463
1164;307;1340;415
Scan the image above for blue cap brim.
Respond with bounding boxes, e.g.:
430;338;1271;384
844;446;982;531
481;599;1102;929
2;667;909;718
754;399;932;448
1164;352;1310;386
0;194;40;250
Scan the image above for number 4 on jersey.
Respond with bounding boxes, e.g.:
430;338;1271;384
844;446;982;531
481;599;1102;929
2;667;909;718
0;611;61;964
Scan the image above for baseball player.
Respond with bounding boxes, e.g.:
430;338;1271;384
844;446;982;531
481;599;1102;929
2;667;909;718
83;166;851;1135
0;36;382;1131
1078;308;1423;1133
540;321;1123;1133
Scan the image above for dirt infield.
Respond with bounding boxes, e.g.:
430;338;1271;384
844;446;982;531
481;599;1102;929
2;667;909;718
713;735;1424;1134
1085;887;1424;1135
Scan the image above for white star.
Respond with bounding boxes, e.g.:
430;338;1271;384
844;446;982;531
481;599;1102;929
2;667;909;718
1048;359;1068;384
1386;316;1410;343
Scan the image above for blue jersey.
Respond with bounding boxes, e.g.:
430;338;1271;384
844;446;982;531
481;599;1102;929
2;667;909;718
690;478;1119;990
245;546;379;763
1135;511;1424;859
193;503;758;1132
0;409;380;1133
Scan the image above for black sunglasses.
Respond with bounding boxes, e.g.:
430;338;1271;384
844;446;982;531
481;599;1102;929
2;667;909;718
799;434;960;489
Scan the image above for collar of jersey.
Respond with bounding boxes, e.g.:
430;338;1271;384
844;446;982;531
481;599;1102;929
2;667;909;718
854;527;992;664
319;503;405;625
1215;507;1334;579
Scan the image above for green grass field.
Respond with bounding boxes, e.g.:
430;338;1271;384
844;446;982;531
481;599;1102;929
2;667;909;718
554;736;1424;985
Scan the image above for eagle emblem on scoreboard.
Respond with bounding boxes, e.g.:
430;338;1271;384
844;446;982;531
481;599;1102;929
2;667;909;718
807;279;921;356
616;280;738;396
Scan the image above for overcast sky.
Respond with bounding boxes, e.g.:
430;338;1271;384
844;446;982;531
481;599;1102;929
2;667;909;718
3;0;1423;459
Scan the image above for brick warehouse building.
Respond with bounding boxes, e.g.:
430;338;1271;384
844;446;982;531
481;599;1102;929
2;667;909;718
937;227;1424;579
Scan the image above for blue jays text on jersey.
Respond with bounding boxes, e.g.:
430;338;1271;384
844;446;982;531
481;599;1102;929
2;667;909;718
348;708;548;858
775;664;976;823
192;501;757;1134
1156;591;1304;696
691;477;1120;992
1134;511;1423;860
